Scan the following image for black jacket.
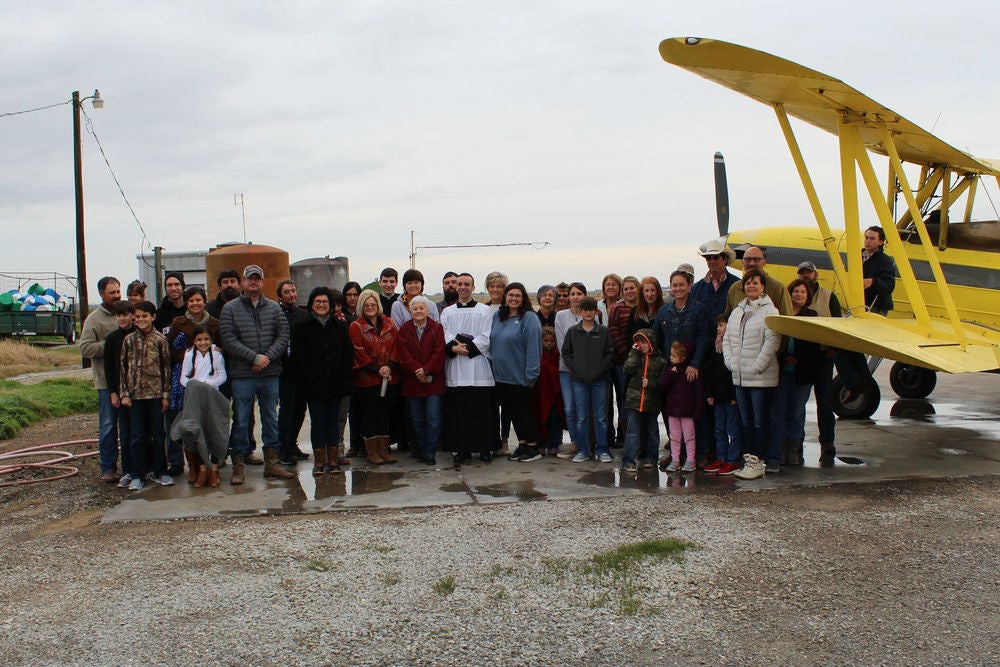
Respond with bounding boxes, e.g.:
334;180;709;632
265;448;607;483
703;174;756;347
154;297;187;333
280;303;310;372
291;316;354;400
863;248;896;314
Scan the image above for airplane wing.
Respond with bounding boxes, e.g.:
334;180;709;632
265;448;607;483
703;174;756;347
659;37;1000;176
765;314;1000;373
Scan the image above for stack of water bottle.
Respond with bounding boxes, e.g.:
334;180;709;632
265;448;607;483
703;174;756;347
0;283;72;312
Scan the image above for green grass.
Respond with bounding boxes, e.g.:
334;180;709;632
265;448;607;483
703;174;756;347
305;559;334;572
489;564;514;579
0;378;97;439
382;573;400;586
432;575;456;596
588;538;693;575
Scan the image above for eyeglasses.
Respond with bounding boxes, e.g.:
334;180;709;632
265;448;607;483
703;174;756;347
742;256;764;263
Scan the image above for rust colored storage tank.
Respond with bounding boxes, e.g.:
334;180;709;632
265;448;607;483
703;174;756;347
204;243;290;300
289;256;350;305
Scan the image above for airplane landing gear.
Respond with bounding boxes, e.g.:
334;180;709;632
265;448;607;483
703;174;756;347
888;362;937;399
831;375;880;419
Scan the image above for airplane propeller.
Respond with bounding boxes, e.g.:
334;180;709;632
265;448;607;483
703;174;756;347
714;151;729;237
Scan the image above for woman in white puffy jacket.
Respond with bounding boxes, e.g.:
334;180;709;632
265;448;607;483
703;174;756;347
723;269;780;477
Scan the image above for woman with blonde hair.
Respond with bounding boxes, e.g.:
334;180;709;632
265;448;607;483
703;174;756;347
348;289;400;465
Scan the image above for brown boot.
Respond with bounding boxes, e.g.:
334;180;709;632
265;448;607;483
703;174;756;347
365;437;385;465
378;436;397;464
208;464;220;487
193;464;209;488
263;447;296;479
312;447;327;476
184;450;200;484
323;447;341;474
231;455;245;485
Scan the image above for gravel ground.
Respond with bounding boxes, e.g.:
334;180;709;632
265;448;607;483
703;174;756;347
1;415;998;666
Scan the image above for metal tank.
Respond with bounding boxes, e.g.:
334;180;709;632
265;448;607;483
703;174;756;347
204;243;290;301
290;256;350;305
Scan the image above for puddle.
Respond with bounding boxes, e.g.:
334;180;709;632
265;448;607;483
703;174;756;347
576;468;732;493
473;480;547;501
836;456;866;466
939;448;969;456
439;483;468;494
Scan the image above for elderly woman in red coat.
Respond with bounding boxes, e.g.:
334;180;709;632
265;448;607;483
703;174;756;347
396;296;446;465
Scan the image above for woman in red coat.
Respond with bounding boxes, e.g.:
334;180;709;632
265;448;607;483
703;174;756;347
396;296;446;465
349;289;400;465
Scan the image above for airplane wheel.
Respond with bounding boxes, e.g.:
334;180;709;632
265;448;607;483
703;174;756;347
831;375;880;419
888;362;936;399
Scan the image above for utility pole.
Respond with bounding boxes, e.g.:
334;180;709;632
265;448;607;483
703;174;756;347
72;91;89;326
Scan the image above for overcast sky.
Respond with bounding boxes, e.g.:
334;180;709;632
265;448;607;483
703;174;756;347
3;0;999;302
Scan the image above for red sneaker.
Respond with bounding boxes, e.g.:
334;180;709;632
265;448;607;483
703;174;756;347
703;459;724;473
716;462;740;476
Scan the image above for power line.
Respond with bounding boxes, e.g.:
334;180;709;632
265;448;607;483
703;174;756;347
0;100;70;118
79;106;155;268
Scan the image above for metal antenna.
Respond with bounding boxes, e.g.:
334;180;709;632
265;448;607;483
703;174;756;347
408;230;549;268
234;193;247;243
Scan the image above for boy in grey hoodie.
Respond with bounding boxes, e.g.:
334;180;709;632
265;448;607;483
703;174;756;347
561;297;614;462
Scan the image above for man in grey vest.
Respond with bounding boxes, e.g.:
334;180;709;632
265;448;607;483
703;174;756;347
797;261;841;465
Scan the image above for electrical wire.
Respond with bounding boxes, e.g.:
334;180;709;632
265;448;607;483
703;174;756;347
79;107;156;268
0;100;70;118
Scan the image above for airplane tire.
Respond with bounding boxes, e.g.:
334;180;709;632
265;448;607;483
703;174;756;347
831;375;880;419
888;362;936;399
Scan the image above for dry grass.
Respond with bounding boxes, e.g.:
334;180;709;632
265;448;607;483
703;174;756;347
0;340;81;379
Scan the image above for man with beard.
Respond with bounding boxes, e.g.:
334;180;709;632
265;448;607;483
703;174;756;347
206;269;240;318
276;279;310;465
79;276;123;482
437;271;459;315
154;272;187;333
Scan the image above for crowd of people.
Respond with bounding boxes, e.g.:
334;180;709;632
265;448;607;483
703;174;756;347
77;227;896;488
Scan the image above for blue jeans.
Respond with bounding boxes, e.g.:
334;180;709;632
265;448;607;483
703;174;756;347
230;376;280;456
772;374;813;452
164;409;183;469
735;386;773;461
307;397;343;450
622;408;659;466
129;398;166;478
572;379;608;456
713;401;742;464
559;371;577;445
407;395;442;458
97;389;119;474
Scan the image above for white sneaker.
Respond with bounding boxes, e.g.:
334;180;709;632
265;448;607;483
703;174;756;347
556;446;577;460
733;454;765;480
665;460;679;472
571;452;590;463
155;474;175;486
680;460;696;473
597;452;614;464
128;477;144;491
117;474;132;488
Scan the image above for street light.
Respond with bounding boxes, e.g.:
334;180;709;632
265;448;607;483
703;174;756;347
73;89;103;327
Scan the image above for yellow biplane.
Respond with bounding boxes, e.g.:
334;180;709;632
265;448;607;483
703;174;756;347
660;37;1000;417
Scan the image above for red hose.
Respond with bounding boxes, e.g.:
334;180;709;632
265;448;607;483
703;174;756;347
0;439;99;487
